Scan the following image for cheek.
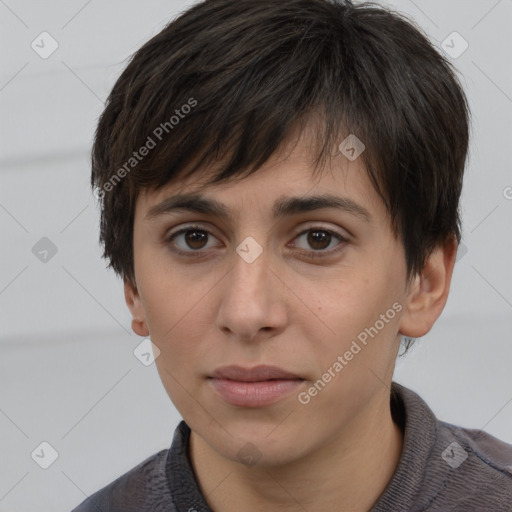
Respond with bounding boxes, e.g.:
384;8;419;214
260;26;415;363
136;245;210;334
304;269;402;378
149;300;213;415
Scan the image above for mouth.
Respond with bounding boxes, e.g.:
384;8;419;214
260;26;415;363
207;365;305;407
209;364;304;382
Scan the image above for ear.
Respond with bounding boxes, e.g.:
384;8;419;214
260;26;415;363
124;277;150;337
399;235;458;339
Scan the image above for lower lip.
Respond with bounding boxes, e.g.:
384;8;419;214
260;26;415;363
208;378;304;407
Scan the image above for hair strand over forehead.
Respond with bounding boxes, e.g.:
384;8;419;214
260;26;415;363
92;0;471;291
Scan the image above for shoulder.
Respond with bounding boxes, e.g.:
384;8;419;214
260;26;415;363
429;419;512;510
385;383;512;511
446;422;512;473
70;448;176;512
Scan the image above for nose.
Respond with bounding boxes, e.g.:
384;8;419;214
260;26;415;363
215;241;287;343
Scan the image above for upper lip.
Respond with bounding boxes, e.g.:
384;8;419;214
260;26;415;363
209;365;303;382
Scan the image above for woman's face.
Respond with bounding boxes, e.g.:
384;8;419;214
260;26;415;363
125;129;419;467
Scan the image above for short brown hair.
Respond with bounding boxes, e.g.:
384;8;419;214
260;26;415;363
91;0;471;288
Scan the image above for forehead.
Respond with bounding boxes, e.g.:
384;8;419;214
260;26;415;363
135;124;386;224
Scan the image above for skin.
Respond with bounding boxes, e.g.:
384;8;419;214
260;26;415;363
125;124;458;511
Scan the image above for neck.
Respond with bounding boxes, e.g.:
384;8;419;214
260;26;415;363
188;387;403;512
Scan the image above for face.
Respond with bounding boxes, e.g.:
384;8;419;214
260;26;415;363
126;127;417;467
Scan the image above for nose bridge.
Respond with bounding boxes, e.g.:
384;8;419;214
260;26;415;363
235;234;265;266
216;234;283;338
229;235;269;298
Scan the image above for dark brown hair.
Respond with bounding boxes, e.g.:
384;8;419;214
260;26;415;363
92;0;471;291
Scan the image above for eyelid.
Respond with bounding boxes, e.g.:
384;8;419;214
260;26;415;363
166;220;349;240
164;222;349;257
288;226;348;258
164;223;222;255
290;221;350;239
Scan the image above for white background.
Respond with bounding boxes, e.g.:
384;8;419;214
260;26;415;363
0;0;511;510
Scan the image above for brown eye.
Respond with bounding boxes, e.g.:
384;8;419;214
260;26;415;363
166;225;221;256
306;230;332;250
292;228;346;255
184;230;209;250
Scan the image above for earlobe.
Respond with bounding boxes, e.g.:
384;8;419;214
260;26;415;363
399;236;458;339
131;318;150;337
124;277;150;337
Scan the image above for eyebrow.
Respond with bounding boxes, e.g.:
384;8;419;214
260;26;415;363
145;192;372;223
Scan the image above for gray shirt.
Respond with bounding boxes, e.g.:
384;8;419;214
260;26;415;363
71;382;512;511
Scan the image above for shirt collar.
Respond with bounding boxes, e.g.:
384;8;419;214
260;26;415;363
165;381;440;512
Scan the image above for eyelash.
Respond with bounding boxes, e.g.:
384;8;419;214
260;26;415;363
164;224;348;260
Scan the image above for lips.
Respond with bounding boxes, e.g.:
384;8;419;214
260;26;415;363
209;365;303;382
207;365;305;407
